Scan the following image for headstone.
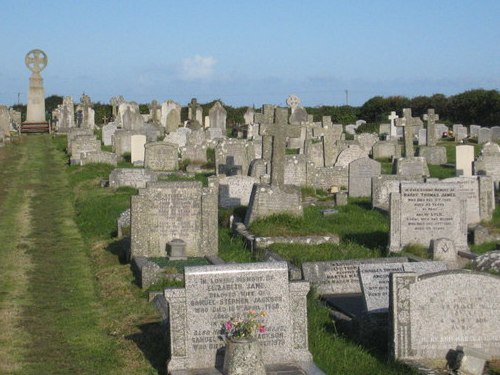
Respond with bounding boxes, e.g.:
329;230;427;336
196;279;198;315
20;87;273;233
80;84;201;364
474;142;500;190
372;141;401;160
244;107;255;124
477;128;491;144
394;156;430;177
390;270;500;359
117;102;144;131
188;98;203;127
491;126;500;142
345;124;356;135
208;101;227;132
79;93;95;129
58;96;75;129
371;175;425;211
215;139;255;176
423;108;439;146
348;157;381;197
469;125;481;138
102;122;118;146
69;135;101;165
161;100;182;133
417;128;427;146
0;106;10;139
131;180;218;258
130;134;147;164
395;108;423;157
167;239;187;261
302;257;409;295
284;154;307;186
80;151;118;166
161;262;313;373
388;111;399;139
456;145;474;176
109;168;157;189
335;145;368;168
379;123;390;137
218;175;259;208
355;133;379;155
148;100;161;125
144;141;179;171
436;123;449;138
360;261;447;314
417;146;447;165
164;127;191;148
24;49;48;123
313;123;343;166
454;124;468;142
389;181;468;252
430;238;458;266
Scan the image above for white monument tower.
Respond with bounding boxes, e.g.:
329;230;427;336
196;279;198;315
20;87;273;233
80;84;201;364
25;49;48;124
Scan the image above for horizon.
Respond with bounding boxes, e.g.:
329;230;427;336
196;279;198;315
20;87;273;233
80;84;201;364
1;0;499;108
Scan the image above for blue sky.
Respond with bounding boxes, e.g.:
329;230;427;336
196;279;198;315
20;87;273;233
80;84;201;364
1;0;499;107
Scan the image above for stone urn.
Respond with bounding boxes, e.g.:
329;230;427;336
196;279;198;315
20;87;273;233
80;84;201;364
222;337;266;375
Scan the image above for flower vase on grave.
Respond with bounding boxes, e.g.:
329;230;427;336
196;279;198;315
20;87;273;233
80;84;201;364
222;336;266;375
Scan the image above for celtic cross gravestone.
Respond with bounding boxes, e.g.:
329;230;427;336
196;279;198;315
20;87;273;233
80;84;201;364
25;49;48;124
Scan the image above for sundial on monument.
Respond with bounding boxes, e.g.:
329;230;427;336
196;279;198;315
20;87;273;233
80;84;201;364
22;48;50;132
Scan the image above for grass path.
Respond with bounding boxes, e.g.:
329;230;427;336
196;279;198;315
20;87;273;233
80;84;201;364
0;136;163;374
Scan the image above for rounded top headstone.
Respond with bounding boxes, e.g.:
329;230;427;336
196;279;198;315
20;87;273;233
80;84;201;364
25;49;48;73
286;95;301;109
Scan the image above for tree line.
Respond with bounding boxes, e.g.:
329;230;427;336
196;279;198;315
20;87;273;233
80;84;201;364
9;89;499;127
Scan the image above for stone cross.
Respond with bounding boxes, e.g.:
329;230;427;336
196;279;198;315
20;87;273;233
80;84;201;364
261;104;275;161
259;107;301;187
25;49;48;74
286;95;301;112
188;98;198;121
313;124;343;166
423;108;439;147
149;100;160;124
395;108;421;157
388;111;398;139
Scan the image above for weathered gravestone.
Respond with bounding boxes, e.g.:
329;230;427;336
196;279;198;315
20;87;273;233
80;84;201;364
131;180;218;258
208;101;227;132
57;96;75;130
372;141;401;160
102;122;118;146
109;168;157;189
284;154;308;186
312;123;343;166
491;126;500;141
80;151;118;166
417;128;426;146
393;156;429;177
144;141;178;171
159;262;318;374
390;270;500;360
389;182;468;252
0;105;11;140
215;139;255;176
453;124;468;142
69;135;101;165
161;100;182;133
371;175;424;211
355;133;379;155
245;107;303;225
477;127;491;144
388;111;399;139
474;142;500;189
244;107;255;125
348;157;381;197
395;108;423;157
218;175;259;208
423;108;438;147
359;261;447;314
334;144;368;168
456;144;474;176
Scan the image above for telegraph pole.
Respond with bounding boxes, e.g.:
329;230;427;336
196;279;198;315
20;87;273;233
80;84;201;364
345;89;349;106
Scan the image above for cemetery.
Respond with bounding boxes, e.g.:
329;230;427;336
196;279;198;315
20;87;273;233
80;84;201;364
0;49;500;375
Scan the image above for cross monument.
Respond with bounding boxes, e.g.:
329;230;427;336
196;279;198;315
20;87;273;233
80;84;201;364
423;108;439;147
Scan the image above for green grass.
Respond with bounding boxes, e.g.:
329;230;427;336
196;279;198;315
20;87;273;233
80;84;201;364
307;293;418;375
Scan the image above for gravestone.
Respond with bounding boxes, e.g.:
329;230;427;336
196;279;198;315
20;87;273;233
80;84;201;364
160;262;315;374
388;111;399;139
24;49;48;124
348;157;381;197
312;124;343;166
0;106;10;140
393;156;429;177
379;123;390;137
456;144;474;176
79;93;95;129
117;102;144;131
110;96;125;118
474;142;500;189
469;125;481;138
149;100;161;125
215;139;255;176
423;108;439;146
164;127;191;148
355;133;379;155
109;168;157;189
454;124;468;142
131;180;218;258
218;175;259;208
390;270;500;360
102;123;118;146
417;146;447;165
80;151;118;166
69;135;101;165
130;134;147;164
188;98;203;127
244;107;255;124
430;238;458;266
208;101;227;132
441;177;486;225
360;261;447;314
58;96;75;130
371;175;424;211
395;108;423;157
161;100;182;133
372;141;401;160
284;154;307;186
389;181;468;252
302;257;410;295
436;123;448;137
478;128;491;144
334;145;367;168
244;107;303;225
144;142;179;171
417;128;426;146
491;126;500;141
345;124;356;135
